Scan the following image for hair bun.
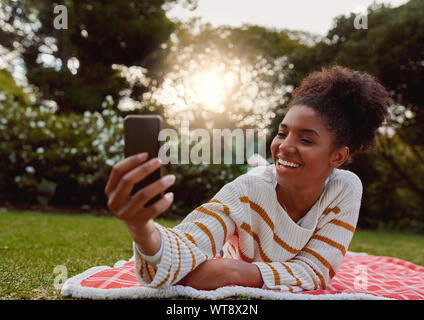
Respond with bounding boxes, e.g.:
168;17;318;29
290;66;392;153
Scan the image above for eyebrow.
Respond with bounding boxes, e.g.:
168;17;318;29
279;123;320;137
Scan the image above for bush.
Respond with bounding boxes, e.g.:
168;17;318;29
0;83;248;217
346;149;424;233
0;95;123;206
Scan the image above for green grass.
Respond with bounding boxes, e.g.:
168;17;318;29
0;210;178;300
0;210;423;300
348;229;424;266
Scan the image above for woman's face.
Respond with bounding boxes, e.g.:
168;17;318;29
270;104;347;189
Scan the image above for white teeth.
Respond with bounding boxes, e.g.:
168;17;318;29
277;158;300;168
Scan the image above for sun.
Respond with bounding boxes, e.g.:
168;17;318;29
151;62;239;121
189;70;225;112
186;66;236;113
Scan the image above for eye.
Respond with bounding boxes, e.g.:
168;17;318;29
301;138;312;144
277;132;286;137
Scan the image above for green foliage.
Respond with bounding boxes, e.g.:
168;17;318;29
0;95;123;206
285;0;424;126
0;70;31;105
346;146;424;233
0;77;247;216
0;0;187;114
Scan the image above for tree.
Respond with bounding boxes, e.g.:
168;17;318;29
0;69;30;105
285;0;424;138
146;21;307;133
0;0;196;114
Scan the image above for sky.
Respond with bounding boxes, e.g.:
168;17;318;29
168;0;410;35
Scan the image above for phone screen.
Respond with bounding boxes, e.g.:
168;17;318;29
124;115;163;206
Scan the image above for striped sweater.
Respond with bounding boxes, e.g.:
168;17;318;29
133;165;363;292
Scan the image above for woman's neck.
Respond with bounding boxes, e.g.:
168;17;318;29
275;182;325;222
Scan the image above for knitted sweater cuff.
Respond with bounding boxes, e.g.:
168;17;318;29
135;232;164;266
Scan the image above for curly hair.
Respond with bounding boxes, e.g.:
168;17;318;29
289;66;392;154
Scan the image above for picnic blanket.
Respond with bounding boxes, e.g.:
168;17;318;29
61;251;424;300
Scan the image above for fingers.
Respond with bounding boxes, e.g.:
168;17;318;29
104;152;148;197
107;157;162;213
129;192;174;225
112;157;162;206
117;174;175;221
144;191;175;220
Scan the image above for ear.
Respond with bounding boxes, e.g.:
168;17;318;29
330;146;350;168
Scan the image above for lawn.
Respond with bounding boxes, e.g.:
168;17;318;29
1;210;423;300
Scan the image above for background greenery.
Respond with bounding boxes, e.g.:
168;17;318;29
0;0;423;233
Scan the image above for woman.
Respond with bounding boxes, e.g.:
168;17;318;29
104;66;392;291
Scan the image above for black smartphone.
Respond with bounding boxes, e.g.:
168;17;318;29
124;115;163;206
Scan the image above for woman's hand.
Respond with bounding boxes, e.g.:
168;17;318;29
177;258;264;290
104;152;175;255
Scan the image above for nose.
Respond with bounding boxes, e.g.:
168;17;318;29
278;134;297;154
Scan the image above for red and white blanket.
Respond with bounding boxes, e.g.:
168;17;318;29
61;252;424;300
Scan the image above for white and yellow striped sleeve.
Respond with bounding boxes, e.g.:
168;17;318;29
133;181;239;289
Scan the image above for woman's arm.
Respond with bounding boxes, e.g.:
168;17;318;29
134;182;240;289
177;258;264;290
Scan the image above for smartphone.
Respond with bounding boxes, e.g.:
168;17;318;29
124;115;163;206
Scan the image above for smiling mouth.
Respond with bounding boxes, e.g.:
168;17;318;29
276;157;301;169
